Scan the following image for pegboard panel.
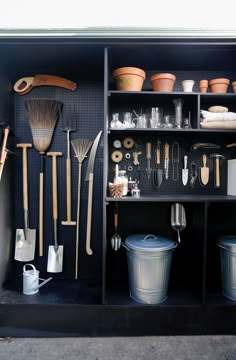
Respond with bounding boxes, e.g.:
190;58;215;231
13;81;104;285
108;133;232;196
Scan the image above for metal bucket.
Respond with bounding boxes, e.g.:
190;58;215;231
217;236;236;301
123;234;177;304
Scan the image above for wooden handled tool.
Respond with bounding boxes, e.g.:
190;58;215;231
200;154;209;186
210;154;226;188
0;126;10;181
14;75;77;95
164;142;169;180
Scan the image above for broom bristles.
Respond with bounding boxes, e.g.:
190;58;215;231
71;138;93;163
25;99;62;153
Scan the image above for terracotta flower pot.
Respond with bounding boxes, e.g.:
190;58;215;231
199;80;208;93
113;67;146;91
231;81;236;93
209;78;230;93
150;73;176;92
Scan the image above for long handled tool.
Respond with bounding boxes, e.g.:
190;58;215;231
47;152;63;273
14;143;36;262
210;154;226;188
85;130;102;256
25;99;61;256
0;124;11;181
61;115;76;226
146;142;152;180
71;138;93;278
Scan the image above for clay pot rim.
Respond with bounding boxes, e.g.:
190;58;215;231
113;67;146;79
200;80;208;84
150;73;176;82
209;78;230;86
232;81;236;86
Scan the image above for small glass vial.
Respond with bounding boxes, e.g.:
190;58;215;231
114;170;128;196
131;183;141;198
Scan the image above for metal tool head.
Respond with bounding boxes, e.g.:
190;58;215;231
61;106;76;132
14;228;36;262
210;154;226;160
85;130;102;181
47;245;63;273
191;143;221;151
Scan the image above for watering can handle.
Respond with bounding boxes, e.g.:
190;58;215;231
23;264;37;274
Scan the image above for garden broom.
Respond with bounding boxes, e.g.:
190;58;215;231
25;99;62;256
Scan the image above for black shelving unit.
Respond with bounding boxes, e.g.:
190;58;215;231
0;35;236;336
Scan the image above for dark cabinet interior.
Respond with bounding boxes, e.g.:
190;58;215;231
0;37;236;335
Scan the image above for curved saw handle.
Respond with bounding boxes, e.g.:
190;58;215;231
13;75;77;95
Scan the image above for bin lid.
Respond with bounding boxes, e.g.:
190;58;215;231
218;236;236;247
125;234;175;251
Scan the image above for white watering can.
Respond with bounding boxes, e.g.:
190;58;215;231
23;264;52;295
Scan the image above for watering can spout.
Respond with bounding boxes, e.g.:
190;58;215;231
36;277;53;290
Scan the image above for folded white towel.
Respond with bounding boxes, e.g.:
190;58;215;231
200;121;236;129
200;110;236;122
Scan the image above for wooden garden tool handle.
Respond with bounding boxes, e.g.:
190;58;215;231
114;209;118;227
17;144;32;212
215;157;220;187
47;152;62;221
86;172;94;255
39;155;44;257
66;158;72;221
202;154;207;168
146;142;151;159
164;143;169;160
0;127;9;164
14;75;77;95
156;147;161;165
226;143;236;148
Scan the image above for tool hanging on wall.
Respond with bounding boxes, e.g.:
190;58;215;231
210;154;226;188
164;142;169;180
182;156;189;186
226;143;236;148
200;154;209;186
0;124;12;181
153;140;163;189
47;152;64;273
71;138;93;279
85;130;102;256
14;143;36;262
171;141;179;182
13;75;77;95
133;151;142;166
146;142;152;180
61;112;76;226
191;143;221;151
190;162;198;189
25;99;62;257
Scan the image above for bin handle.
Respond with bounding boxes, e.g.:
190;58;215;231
173;242;178;250
143;234;157;241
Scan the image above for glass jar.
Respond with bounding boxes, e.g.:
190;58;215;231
114;170;128;196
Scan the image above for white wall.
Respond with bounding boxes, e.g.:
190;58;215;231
1;0;236;29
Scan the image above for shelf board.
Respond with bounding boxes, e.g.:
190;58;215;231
108;128;236;134
109;90;236;97
106;195;236;203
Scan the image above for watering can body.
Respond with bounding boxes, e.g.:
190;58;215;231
23;264;52;295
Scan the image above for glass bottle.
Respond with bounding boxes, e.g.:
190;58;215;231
173;99;184;129
114;170;128;196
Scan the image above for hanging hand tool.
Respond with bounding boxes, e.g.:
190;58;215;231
190;162;198;188
153;140;163;189
226;143;236;148
171;141;179;182
133;151;142;166
210;154;226;188
200;154;209;186
191;143;221;151
47;152;64;273
14;75;77;95
61;115;76;226
85;130;102;255
14;143;36;262
164;142;169;180
182;155;189;186
0;124;11;181
146;142;152;180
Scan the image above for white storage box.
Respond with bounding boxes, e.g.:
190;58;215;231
227;159;236;196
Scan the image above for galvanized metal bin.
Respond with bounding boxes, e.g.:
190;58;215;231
217;236;236;301
124;234;177;304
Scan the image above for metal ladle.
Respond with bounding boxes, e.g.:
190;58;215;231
171;203;186;243
111;206;121;251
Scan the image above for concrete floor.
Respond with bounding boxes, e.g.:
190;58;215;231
0;336;235;360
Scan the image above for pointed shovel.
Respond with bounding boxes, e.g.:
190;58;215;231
15;144;36;262
47;152;63;273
